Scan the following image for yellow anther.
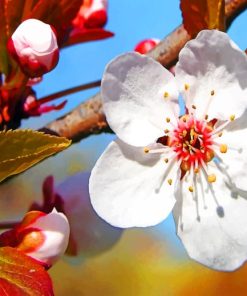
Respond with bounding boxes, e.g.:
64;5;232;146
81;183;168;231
205;114;209;120
166;117;170;123
220;144;228;153
211;90;215;96
164;129;169;134
192;104;196;109
164;92;169;98
194;167;199;174
164;158;169;163
208;174;216;183
218;132;223;137
188;186;194;192
184;84;189;91
205;149;215;162
180;115;189;123
230;115;235;121
144;148;149;153
168;179;173;185
182;130;187;137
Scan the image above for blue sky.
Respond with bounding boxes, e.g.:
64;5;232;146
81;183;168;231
21;0;247;253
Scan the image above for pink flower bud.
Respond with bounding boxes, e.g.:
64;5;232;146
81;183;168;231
8;19;59;77
134;38;160;54
3;209;70;267
73;0;108;29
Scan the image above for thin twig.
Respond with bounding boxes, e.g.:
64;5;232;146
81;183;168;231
37;80;101;105
41;0;247;142
0;221;18;229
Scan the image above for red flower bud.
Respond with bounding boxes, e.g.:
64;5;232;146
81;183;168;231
0;209;70;267
8;19;59;77
134;38;160;54
73;0;108;29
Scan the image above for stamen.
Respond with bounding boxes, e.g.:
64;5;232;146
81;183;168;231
219;144;228;153
164;158;169;163
188;186;194;192
194;167;199;174
184;84;189;91
164;129;169;134
207;174;216;183
167;179;172;185
164;92;169;98
148;148;170;154
205;114;208;120
211;119;233;136
230;114;235;121
198;171;207;209
192;105;196;109
210;90;215;96
182;130;187;137
166;117;170;123
144;148;149;153
205;150;215;162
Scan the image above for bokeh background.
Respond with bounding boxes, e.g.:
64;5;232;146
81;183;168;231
1;0;247;295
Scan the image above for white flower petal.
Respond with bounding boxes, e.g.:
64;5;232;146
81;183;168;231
28;209;70;265
174;163;247;271
12;19;57;55
214;114;247;191
176;30;247;120
101;52;179;146
89;139;178;228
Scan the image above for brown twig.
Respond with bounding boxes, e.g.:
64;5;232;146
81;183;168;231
41;0;247;143
0;221;18;229
37;80;101;105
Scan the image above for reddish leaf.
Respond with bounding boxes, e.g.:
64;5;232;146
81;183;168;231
27;0;83;44
63;28;114;47
0;1;9;75
0;247;54;296
180;0;225;37
4;0;26;37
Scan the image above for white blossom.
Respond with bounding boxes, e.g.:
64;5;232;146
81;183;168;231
89;30;247;271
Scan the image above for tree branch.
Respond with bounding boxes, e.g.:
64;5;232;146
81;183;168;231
37;80;101;105
41;0;247;142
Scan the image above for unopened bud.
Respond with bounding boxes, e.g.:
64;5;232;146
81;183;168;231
16;208;69;267
73;0;108;29
8;19;59;77
134;38;160;54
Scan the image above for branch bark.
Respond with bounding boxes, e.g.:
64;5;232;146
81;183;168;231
41;0;247;142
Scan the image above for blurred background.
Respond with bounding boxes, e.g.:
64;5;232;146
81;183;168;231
1;0;247;295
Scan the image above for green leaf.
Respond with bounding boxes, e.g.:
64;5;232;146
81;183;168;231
0;129;71;182
0;247;54;296
180;0;225;37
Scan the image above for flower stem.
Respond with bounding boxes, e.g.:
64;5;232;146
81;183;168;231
0;221;19;229
37;80;101;105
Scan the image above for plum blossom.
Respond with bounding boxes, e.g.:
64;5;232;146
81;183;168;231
0;209;70;267
8;19;59;77
89;30;247;271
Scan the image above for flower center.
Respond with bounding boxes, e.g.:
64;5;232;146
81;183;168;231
144;112;235;190
169;115;214;174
